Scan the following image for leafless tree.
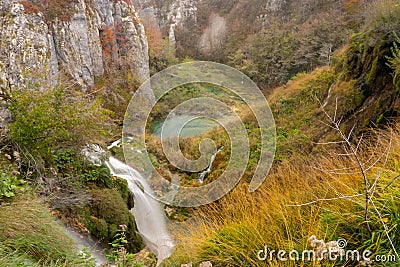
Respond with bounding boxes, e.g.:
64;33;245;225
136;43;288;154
286;98;399;260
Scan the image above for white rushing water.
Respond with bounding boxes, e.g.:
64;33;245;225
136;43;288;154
62;226;107;266
198;147;223;184
105;157;175;266
81;144;174;265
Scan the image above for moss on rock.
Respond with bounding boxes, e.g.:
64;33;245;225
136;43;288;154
74;187;143;253
90;188;131;226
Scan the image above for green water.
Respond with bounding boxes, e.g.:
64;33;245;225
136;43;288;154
152;115;219;138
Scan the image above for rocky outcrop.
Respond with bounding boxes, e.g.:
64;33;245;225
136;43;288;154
164;0;197;47
0;2;58;90
137;0;197;48
198;13;226;57
0;0;149;91
0;99;11;133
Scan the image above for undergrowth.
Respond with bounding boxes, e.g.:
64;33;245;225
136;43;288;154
0;194;93;266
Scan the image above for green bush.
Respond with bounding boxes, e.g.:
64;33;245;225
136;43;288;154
8;86;111;164
0;168;24;201
53;148;115;188
75;188;142;252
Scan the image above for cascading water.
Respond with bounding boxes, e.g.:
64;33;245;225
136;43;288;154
198;147;223;184
81;144;174;265
105;156;175;266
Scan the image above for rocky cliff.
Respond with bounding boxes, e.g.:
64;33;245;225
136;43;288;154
135;0;197;48
136;0;207;57
0;0;149;91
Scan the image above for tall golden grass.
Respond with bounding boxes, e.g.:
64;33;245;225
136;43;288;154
163;124;400;266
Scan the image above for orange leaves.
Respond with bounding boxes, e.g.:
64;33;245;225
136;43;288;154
18;1;40;14
18;0;79;22
99;23;128;61
141;13;163;58
100;26;118;60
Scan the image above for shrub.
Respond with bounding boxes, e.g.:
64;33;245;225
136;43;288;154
107;225;136;267
0;169;24;200
387;33;400;90
8;85;111;164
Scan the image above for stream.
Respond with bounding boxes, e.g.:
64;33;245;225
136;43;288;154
105;157;175;266
62;227;108;266
72;115;220;265
198;147;223;184
77;144;175;266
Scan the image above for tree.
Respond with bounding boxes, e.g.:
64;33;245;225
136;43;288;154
141;12;164;58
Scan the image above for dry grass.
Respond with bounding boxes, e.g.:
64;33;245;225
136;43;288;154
163;124;400;266
267;67;331;104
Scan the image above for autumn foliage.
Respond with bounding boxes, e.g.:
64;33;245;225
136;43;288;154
99;23;130;73
100;26;119;61
141;12;163;58
18;0;79;21
18;1;40;14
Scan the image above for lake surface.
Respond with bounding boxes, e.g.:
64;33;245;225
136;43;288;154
152;115;219;138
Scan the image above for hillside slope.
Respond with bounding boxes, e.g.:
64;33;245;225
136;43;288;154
162;2;400;266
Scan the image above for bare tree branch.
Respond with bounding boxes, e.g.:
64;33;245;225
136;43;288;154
383;174;400;191
370;199;400;260
289;97;398;252
284;194;364;207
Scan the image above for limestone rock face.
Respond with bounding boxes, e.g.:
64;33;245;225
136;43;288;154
165;0;197;47
0;2;58;89
0;98;11;132
137;0;197;47
198;13;226;57
0;0;149;90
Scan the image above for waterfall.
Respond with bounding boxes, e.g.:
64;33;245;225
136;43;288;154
323;82;335;108
81;144;174;265
198;147;223;184
105;157;175;266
